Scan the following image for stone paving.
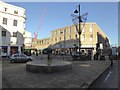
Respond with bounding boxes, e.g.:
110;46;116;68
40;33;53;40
0;60;2;89
2;57;111;88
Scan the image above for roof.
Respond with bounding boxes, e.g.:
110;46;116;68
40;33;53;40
0;1;26;11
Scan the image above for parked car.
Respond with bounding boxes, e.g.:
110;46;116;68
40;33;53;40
10;53;33;63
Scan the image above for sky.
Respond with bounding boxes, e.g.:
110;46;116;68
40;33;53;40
8;2;118;45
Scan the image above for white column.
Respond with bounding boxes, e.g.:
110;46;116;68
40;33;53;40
18;46;21;54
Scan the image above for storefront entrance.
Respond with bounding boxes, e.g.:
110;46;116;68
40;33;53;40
10;46;18;55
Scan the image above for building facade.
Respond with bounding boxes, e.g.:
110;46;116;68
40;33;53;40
0;1;31;57
24;31;32;50
32;22;110;55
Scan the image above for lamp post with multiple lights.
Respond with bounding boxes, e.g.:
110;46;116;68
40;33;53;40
71;4;88;60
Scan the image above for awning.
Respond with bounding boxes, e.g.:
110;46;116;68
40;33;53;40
1;46;7;48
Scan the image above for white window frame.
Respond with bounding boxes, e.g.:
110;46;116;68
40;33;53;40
3;17;7;25
13;20;18;26
90;34;93;41
90;24;93;32
69;27;71;34
81;34;85;41
81;25;84;32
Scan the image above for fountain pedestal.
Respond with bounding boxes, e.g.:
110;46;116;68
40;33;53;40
26;60;72;73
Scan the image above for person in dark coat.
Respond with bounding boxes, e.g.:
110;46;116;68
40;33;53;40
109;50;113;66
36;52;38;56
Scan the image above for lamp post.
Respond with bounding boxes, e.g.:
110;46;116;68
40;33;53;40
61;30;66;53
59;43;62;54
74;4;82;60
71;4;88;60
60;30;65;60
64;29;66;55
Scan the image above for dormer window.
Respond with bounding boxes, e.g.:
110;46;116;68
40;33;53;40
14;10;18;14
4;8;7;12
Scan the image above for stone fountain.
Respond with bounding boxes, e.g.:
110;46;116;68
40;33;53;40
26;48;72;73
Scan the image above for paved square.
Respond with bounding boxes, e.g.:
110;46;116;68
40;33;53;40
2;58;110;88
0;60;2;89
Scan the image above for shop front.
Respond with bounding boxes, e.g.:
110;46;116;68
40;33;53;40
10;46;18;55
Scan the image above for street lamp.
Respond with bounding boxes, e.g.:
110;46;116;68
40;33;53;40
59;43;62;54
71;4;88;60
60;30;66;60
61;30;66;54
75;5;81;60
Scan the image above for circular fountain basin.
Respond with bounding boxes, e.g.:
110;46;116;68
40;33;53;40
26;60;72;73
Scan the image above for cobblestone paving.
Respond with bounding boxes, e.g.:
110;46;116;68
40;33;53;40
2;57;111;88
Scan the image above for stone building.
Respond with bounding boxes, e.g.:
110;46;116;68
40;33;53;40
32;22;110;55
0;1;32;57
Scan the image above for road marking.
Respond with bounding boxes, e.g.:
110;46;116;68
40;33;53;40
104;71;112;82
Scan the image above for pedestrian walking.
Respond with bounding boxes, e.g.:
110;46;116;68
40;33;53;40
109;50;113;66
36;52;38;56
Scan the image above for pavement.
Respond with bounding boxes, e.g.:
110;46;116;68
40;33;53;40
2;55;111;88
89;60;118;88
0;60;2;89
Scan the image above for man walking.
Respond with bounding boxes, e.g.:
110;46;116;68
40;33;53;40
109;50;113;66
